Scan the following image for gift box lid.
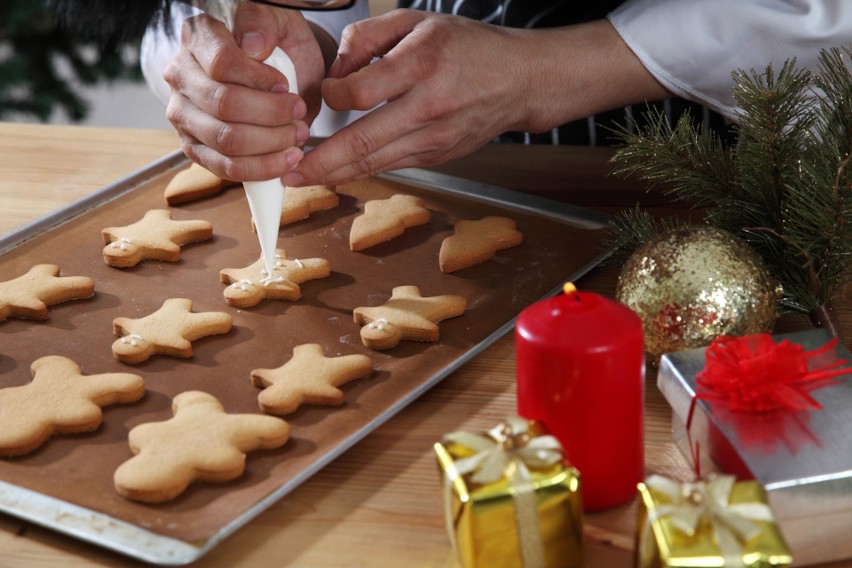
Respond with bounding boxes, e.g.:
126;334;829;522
657;329;852;521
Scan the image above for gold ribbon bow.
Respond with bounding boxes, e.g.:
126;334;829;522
644;474;775;568
442;416;564;568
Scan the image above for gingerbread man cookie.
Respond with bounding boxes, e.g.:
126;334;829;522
349;194;431;251
251;344;373;415
353;285;467;350
252;184;338;228
102;209;213;268
0;264;94;322
439;216;523;273
112;298;233;364
0;356;144;456
219;248;331;308
114;391;289;503
164;162;238;206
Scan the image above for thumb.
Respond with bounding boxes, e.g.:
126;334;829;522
233;2;279;61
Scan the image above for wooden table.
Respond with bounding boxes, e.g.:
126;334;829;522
0;122;849;568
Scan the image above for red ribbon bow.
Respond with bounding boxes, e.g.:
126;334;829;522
695;334;850;412
683;334;851;478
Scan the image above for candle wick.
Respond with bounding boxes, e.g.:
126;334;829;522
562;282;580;301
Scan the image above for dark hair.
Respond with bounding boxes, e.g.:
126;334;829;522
47;0;193;42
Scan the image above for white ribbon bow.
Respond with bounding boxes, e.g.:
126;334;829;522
644;474;775;568
442;417;564;568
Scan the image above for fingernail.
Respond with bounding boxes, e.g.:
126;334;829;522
272;82;289;93
283;172;304;186
292;99;307;119
240;31;265;58
296;122;309;145
285;147;303;168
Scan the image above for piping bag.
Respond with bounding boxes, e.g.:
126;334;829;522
208;2;299;279
244;48;298;280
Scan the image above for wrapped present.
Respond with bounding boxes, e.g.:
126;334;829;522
657;329;852;565
636;474;792;568
434;416;583;568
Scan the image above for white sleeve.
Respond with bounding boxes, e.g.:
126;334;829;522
139;3;369;136
607;0;852;122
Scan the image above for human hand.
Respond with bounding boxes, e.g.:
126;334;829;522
283;9;537;187
163;2;326;181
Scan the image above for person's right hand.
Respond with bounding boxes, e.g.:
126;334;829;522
163;2;325;182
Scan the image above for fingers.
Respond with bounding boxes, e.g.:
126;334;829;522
167;93;308;157
179;14;289;93
178;129;304;183
166;51;305;126
232;1;288;61
282;95;469;186
329;9;427;78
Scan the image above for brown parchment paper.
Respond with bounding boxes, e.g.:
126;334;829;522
0;161;607;546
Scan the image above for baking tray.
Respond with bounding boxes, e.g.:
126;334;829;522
0;150;610;564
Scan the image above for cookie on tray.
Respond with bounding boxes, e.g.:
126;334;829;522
0;264;94;322
219;248;331;308
439;216;523;273
353;285;466;350
251;343;373;415
114;390;289;503
112;298;233;364
0;355;144;456
349;194;430;251
102;209;213;268
164;162;239;206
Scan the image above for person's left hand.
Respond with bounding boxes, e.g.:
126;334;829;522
282;9;538;187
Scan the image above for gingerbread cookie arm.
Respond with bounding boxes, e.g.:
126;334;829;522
0;264;94;321
251;343;373;415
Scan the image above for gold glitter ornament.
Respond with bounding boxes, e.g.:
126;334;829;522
616;225;780;362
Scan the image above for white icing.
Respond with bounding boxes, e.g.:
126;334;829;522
294;259;304;268
260;275;285;287
231;279;254;291
120;333;144;347
110;237;133;250
368;318;389;331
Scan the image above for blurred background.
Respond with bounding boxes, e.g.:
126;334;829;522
0;0;394;130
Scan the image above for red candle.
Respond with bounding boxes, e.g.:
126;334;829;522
516;283;644;511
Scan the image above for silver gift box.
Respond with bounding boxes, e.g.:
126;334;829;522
657;329;852;567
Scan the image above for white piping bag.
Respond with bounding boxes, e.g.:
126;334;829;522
244;47;298;279
206;2;298;279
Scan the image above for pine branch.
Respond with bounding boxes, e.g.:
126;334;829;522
609;108;739;208
607;45;852;319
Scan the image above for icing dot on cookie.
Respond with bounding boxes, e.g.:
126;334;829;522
294;259;304;268
121;333;145;347
111;237;133;250
368;318;389;331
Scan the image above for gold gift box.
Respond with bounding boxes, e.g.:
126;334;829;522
636;477;792;568
434;422;583;568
